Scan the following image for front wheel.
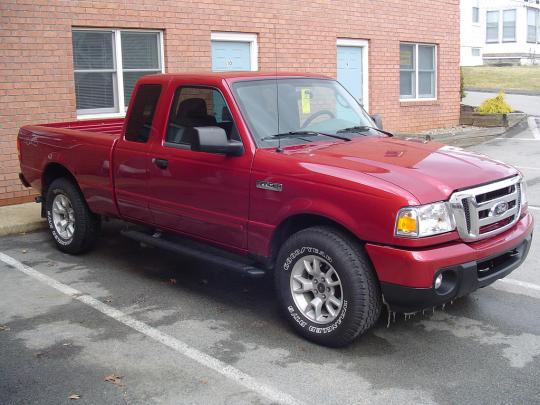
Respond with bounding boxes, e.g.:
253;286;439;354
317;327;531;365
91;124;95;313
275;226;382;347
45;178;100;254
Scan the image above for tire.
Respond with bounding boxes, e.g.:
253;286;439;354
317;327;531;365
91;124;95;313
275;226;382;347
45;178;100;254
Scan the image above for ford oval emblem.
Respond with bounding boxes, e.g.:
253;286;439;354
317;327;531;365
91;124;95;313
490;201;509;217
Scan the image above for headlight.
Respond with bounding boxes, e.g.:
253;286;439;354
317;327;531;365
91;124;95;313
520;180;528;211
395;202;455;238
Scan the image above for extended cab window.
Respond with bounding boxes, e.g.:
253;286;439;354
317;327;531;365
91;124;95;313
165;87;240;146
124;84;162;142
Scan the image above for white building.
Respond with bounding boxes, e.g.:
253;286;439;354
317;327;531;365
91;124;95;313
461;0;540;65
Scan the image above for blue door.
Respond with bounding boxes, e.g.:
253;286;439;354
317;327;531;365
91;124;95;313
211;41;251;72
211;40;251;120
337;46;363;105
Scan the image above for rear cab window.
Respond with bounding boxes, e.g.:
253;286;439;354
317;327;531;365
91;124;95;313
124;84;162;142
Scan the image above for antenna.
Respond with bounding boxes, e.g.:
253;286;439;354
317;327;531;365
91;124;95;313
274;11;282;153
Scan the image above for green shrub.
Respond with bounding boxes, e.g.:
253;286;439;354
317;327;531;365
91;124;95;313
475;91;514;114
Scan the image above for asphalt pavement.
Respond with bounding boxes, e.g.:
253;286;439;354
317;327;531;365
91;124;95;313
1;125;540;405
463;91;540;116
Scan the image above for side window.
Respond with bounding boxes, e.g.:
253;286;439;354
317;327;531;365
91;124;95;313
165;86;240;146
125;84;162;142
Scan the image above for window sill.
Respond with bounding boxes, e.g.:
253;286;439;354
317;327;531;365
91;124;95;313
502;40;517;43
77;112;126;120
399;99;439;107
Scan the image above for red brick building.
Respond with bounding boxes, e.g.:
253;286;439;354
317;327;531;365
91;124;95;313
0;0;460;206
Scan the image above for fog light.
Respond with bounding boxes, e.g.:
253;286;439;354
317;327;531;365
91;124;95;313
434;274;443;290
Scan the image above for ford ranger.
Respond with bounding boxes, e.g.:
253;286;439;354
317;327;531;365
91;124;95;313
17;72;533;347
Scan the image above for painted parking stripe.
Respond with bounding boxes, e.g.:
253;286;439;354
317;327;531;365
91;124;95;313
495;138;540;141
516;166;540;171
527;116;540;140
500;278;540;292
0;252;302;405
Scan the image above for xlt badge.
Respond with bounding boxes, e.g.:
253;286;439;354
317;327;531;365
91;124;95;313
256;180;283;192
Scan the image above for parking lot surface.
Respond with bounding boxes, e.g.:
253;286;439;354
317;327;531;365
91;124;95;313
1;125;540;405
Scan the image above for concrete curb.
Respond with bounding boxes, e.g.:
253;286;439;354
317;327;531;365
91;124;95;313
0;202;46;237
396;114;528;148
465;87;540;96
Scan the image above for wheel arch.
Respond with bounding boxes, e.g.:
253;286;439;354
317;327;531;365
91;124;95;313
42;163;81;201
270;213;363;264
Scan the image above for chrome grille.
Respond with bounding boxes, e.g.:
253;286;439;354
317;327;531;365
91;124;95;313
449;176;522;242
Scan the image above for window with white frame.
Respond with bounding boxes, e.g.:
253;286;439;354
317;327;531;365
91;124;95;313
486;10;500;42
72;29;164;116
528;8;540;43
472;48;481;57
472;7;480;23
400;43;436;100
502;9;516;42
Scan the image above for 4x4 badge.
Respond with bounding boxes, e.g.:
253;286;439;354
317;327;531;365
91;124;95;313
256;180;283;192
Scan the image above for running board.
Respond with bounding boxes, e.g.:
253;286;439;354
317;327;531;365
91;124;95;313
120;229;266;278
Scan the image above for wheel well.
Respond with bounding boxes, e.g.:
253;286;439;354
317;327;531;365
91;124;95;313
270;214;361;262
42;163;78;199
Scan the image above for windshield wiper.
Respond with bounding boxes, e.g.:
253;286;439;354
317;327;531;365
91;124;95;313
261;131;351;142
336;126;394;137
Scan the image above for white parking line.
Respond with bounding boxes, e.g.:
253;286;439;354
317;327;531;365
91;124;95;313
527;116;540;140
500;278;540;292
495;138;540;141
0;252;302;405
516;166;540;171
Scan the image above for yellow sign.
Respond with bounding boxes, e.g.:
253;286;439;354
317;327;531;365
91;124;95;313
301;89;311;114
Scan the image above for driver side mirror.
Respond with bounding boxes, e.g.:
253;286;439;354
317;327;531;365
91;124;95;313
190;126;244;157
370;114;383;130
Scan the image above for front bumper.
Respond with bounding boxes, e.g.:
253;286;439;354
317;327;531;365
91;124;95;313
366;213;534;313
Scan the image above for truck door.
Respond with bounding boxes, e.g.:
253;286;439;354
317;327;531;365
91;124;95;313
147;85;250;249
113;83;162;223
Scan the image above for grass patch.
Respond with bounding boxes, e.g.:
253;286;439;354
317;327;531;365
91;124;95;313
462;65;540;92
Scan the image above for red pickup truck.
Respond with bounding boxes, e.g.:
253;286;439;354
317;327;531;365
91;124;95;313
18;72;533;347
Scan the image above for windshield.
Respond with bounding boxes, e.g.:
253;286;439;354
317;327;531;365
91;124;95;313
231;78;378;147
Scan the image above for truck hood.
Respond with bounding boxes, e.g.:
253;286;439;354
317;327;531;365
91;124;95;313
280;136;519;203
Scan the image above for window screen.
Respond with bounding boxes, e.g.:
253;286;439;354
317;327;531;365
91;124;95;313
72;31;116;112
529;8;539;43
399;44;416;99
400;43;436;100
486;11;500;42
503;10;516;42
72;29;162;116
121;32;161;106
124;84;162;143
473;7;479;23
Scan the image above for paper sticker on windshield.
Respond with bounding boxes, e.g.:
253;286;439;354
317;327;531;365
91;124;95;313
301;89;311;114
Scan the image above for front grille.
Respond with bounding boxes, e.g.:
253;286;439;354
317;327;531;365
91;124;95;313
449;176;522;242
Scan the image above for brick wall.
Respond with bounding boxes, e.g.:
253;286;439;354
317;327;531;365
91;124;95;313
0;0;460;206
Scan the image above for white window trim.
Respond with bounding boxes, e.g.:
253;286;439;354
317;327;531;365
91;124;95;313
336;38;370;112
210;32;258;71
74;28;165;120
399;42;437;102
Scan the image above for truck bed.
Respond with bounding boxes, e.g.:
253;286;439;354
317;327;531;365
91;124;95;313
18;117;125;218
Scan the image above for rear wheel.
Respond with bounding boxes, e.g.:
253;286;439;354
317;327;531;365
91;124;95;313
45;178;100;254
275;226;382;347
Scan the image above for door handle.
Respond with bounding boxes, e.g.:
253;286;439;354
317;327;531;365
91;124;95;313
152;158;168;169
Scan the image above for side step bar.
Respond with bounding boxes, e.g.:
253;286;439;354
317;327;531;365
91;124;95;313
121;229;266;278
